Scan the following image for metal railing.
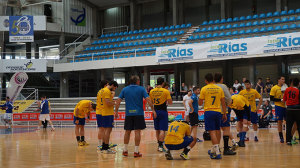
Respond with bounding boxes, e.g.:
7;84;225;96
102;25;129;35
1;88;38;101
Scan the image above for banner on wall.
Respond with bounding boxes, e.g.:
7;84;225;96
7;72;28;103
70;6;86;26
9;15;34;42
0;16;46;31
156;32;300;62
0;59;47;73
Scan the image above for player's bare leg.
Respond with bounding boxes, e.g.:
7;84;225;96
238;119;249;147
134;130;142;157
102;128;114;153
253;123;258;141
98;127;104;148
47;120;55;131
37;120;42;130
156;130;166;152
278;120;284;143
123;130;131;156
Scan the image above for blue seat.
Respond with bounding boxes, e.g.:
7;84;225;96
273;11;280;16
92;40;97;45
153;27;158;31
259;13;266;18
180;24;186;28
194;35;200;40
212;33;219;37
206;34;212;38
238;30;245;35
282;25;289;30
162;32;167;36
225;31;231;36
150;40;154;44
167;31;173;36
164;26;170;30
155;40;160;44
128;42;133;46
225;24;232;29
274;18;280;23
136;35;141;40
289;16;295;22
208;20;214;24
275;25;281;31
260;27;267;32
151;34;157;38
227;18;233;22
214;20;220;24
75;60;79;62
220;19;226;23
106;39;111;43
157;33;162;37
116;38;120;42
200;34;206;39
166;38;171;43
259;20;266;25
188;36;194;40
95;46;100;50
143;29;148;33
252;21;258;26
252;14;258;19
296;16;300;21
179;30;184;34
186;23;192;27
289;24;297;29
202;21;208;25
220;25;225;30
207;27;213;31
232;31;238;35
281;10;287;15
161;39;166;43
173;31;179;35
245;22;252;27
213;26;219;31
266;19;273;24
232;24;238;28
253;28;259;33
84;59;88;62
266;12;273;17
148;28;153;32
267;26;273;32
233;17;239;22
159;27;164;31
169;25;175;30
281;17;288;22
113;44;119;48
239;23;245;28
240;16;245;21
128;31;133;35
296;8;300;14
124;32;128;35
194;29;200;33
133;42;138;46
297;24;300;28
219;32;225;37
139;41;144;45
172;37;178;42
288;9;295;15
246;15;252;20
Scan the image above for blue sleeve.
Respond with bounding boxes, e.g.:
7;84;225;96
119;88;125;99
142;87;149;98
0;104;4;107
7;103;13;110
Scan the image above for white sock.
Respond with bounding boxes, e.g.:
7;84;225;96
254;131;258;137
134;146;139;153
124;144;128;151
187;146;191;150
232;139;236;144
214;144;220;155
98;140;102;146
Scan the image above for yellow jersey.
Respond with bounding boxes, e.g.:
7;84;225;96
96;89;102;115
230;94;250;110
199;84;225;113
149;87;171;110
239;89;261;112
100;87;114;116
73;100;92;118
270;85;286;108
164;121;191;145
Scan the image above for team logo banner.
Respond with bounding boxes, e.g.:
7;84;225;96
7;72;28;103
70;6;86;26
0;59;47;73
156;32;300;63
9;15;34;42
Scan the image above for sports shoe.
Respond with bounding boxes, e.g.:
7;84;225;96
238;141;245;147
197;138;203;142
165;151;173;160
50;127;55;131
254;136;259;142
210;152;222;159
82;141;89;146
103;149;116;154
109;144;117;148
78;141;84;146
122;151;128;157
180;152;190;160
208;150;211;155
244;137;249;141
134;152;142;158
280;138;284;143
291;139;298;145
231;142;239;151
158;146;166;152
223;149;236;155
287;142;292;146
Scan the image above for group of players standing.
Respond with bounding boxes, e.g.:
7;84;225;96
71;73;300;160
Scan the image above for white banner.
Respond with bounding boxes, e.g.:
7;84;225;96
0;59;47;73
7;72;28;103
0;16;46;31
156;32;300;62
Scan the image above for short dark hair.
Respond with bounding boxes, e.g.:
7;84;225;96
258;77;262;80
129;75;140;85
41;95;47;99
100;80;108;89
237;85;244;92
91;103;97;110
187;90;192;93
277;76;285;80
205;73;214;82
6;97;10;99
162;82;169;88
244;80;251;84
193;86;200;91
109;80;119;88
293;78;299;87
214;73;223;83
157;77;164;85
231;87;236;92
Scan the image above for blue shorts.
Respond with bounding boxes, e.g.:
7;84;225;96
102;115;114;128
165;136;194;150
275;106;286;121
250;112;258;124
204;111;222;131
154;110;168;131
73;116;85;125
96;114;102;127
221;113;231;127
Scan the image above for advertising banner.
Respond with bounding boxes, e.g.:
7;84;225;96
9;15;34;42
0;16;46;31
0;59;47;73
70;6;86;26
6;72;28;103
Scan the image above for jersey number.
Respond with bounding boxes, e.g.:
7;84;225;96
169;125;179;133
100;98;103;105
153;98;160;104
211;96;216;105
288;91;296;99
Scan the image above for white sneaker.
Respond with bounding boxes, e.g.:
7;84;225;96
51;127;55;131
103;149;116;154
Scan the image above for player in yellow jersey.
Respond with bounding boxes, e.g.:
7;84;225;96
96;80;108;150
99;81;118;154
150;77;172;152
74;100;96;146
230;90;250;147
199;73;227;159
164;121;196;160
239;80;262;142
270;76;286;143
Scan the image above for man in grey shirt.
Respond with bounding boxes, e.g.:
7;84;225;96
214;73;237;155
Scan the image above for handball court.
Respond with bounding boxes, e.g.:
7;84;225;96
0;126;299;168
